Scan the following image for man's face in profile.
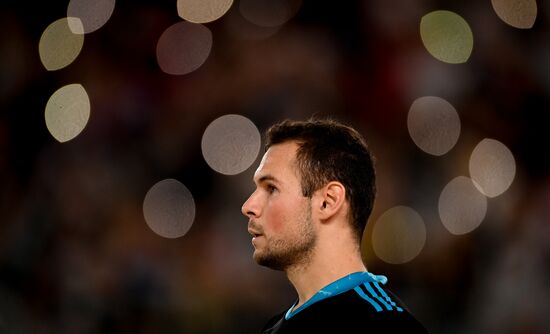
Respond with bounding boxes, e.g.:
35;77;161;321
241;141;316;270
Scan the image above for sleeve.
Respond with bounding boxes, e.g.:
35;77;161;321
354;283;429;333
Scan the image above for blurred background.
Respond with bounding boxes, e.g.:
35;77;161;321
1;0;550;333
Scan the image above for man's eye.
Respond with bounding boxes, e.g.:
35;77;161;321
267;185;277;193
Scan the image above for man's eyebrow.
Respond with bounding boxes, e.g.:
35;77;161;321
255;174;280;184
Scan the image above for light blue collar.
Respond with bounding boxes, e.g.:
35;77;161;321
285;271;388;320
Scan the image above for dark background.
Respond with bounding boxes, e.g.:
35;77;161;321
1;0;550;333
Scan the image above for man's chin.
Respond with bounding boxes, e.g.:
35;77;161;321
252;251;266;266
253;251;287;271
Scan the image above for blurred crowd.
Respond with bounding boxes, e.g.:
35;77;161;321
1;0;550;333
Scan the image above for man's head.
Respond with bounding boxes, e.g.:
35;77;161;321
241;119;376;270
266;119;376;240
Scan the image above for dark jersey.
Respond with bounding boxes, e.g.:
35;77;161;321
260;272;427;333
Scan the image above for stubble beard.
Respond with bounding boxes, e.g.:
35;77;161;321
254;202;316;271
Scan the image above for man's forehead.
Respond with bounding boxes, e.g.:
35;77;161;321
253;142;299;181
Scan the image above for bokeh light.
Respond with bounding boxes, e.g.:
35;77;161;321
239;0;301;28
39;17;85;70
143;179;196;239
469;138;516;198
45;83;90;143
491;0;537;29
201;114;261;175
224;7;280;40
67;0;116;34
177;0;233;24
439;176;487;235
420;10;473;64
407;96;461;156
156;21;212;75
371;206;426;264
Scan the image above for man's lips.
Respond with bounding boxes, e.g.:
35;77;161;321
250;232;264;247
248;228;263;238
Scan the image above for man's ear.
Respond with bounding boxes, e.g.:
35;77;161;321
315;181;346;221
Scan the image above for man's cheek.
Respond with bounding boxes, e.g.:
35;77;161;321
267;207;285;233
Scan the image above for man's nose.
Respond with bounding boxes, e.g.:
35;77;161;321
241;191;260;219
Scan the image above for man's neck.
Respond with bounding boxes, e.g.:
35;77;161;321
285;249;367;309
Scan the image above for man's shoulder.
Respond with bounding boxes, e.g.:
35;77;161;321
260;287;428;333
333;283;427;331
311;283;410;319
259;272;428;333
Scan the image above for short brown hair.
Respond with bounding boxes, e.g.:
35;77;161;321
266;118;376;242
